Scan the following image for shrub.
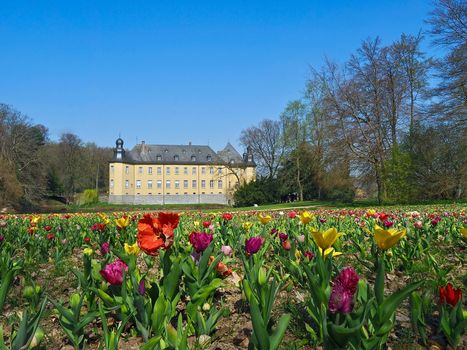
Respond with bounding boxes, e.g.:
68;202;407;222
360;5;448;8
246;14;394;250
81;189;98;205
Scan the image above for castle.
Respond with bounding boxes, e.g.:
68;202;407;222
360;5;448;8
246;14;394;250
108;138;256;205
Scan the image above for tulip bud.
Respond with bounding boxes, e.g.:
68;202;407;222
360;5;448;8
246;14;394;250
22;286;35;299
202;303;211;311
29;327;45;348
69;293;81;309
258;267;267;286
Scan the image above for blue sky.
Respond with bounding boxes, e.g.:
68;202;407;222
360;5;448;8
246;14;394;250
0;0;434;152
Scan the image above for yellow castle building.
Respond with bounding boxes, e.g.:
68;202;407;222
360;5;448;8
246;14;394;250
108;138;256;205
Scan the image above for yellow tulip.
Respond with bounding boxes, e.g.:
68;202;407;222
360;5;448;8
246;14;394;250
374;225;406;250
83;248;93;256
193;221;200;228
124;242;140;255
299;211;314;225
366;209;377;217
116;216;130;229
242;222;253;231
98;213;110;225
460;228;467;238
311;227;343;251
257;214;272;225
30;215;41;224
320;247;342;258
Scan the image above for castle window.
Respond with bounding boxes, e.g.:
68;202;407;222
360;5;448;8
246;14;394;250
110;165;114;174
191;155;196;161
174;155;179;161
210;180;214;188
136;180;141;189
192;167;197;175
148;167;153;175
218;168;223;175
207;155;212;161
218;180;223;188
175;167;179;175
110;179;114;188
125;180;129;188
156;155;162;161
184;167;188;175
166;167;171;175
183;180;188;188
201;180;206;188
164;149;168;153
157;167;162;175
157;180;162;188
138;166;143;174
210;167;214;175
147;180;153;189
192;180;197;188
166;180;171;189
175;180;180;189
201;167;206;174
125;166;129;174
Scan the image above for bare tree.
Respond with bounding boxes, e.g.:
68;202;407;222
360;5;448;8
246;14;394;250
239;119;285;179
427;0;467;124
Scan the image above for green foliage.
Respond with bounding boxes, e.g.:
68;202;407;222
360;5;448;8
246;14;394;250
384;145;414;202
81;189;98;205
233;178;281;207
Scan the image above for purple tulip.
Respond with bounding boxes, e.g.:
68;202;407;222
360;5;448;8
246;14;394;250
319;218;327;224
189;232;213;253
138;279;145;295
245;236;264;255
329;285;354;314
383;220;394;228
329;267;359;314
100;259;128;285
279;233;288;242
100;242;110;255
304;251;314;260
221;245;233;256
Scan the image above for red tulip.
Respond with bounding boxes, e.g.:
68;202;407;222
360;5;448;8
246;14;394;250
137;212;179;255
222;213;233;221
439;283;462;307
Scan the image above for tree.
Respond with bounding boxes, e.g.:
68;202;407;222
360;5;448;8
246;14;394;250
59;133;84;199
239;119;285;179
427;0;467;125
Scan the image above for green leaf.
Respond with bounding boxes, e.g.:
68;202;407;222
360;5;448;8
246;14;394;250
379;280;423;323
270;313;291;350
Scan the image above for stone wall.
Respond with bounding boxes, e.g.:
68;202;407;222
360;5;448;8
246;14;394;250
108;194;229;205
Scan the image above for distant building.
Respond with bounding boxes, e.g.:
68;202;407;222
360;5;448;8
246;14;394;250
108;138;256;205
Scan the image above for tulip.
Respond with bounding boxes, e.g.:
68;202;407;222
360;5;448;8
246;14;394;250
383;220;394;228
304;251;314;260
298;211;314;225
329;267;359;314
83;247;93;256
374;225;406;250
222;213;233;221
221;245;233;256
100;259;128;286
202;221;211;228
439;283;462;307
319;218;327;224
44;225;53;231
288;211;297;219
461;228;467;238
279;232;288;242
258;214;272;225
245;236;263;255
242;222;253;231
189;232;213;253
414;220;423;229
297;234;305;243
311;227;343;251
115;216;130;229
47;233;56;240
281;240;291;251
98;213;110;225
138;279;145;295
124;242;140;255
137;212;179;255
100;242;110;255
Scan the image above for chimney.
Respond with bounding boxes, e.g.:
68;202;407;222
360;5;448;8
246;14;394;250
141;141;146;153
